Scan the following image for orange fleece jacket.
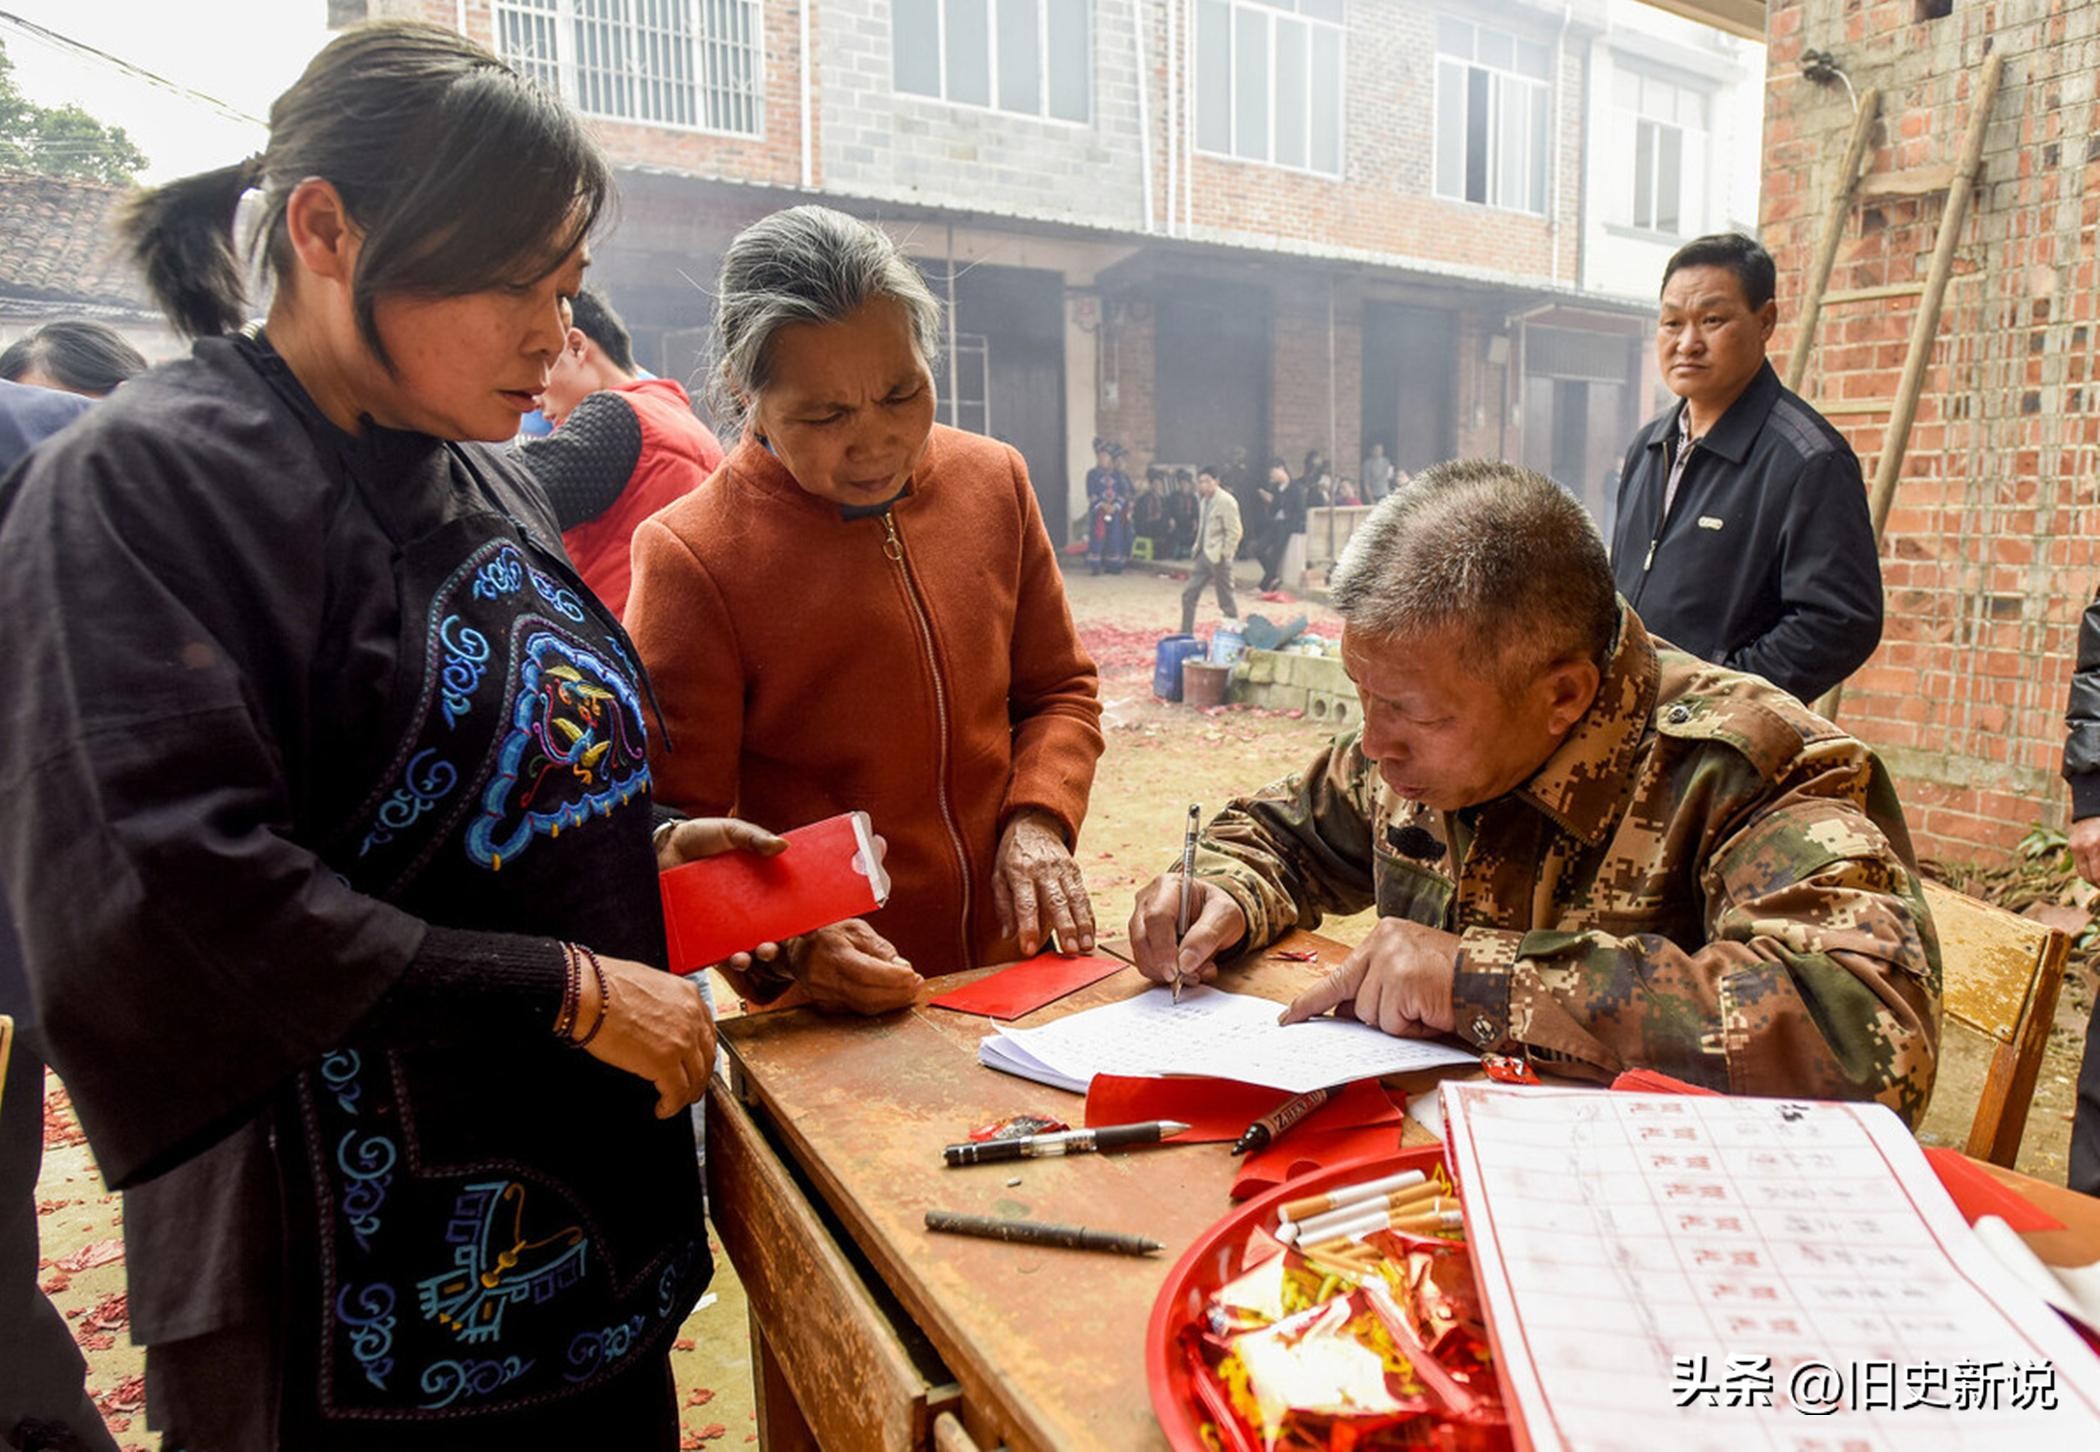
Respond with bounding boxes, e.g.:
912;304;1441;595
627;426;1105;974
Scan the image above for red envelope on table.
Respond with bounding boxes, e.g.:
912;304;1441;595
1085;1075;1401;1147
658;811;889;975
926;952;1126;1020
1231;1120;1411;1200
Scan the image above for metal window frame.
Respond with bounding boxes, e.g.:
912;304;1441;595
1430;18;1548;217
491;0;767;140
897;0;1094;128
936;331;993;435
1193;0;1346;179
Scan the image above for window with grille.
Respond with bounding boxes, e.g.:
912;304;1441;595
1194;0;1344;176
892;0;1091;124
1433;15;1551;215
494;0;763;137
1615;67;1708;236
936;333;991;436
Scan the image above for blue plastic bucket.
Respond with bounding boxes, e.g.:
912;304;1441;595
1153;634;1205;701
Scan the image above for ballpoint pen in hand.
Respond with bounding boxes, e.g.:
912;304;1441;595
1173;803;1199;1002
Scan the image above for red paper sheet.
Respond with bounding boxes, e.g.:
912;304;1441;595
1230;1121;1410;1200
925;952;1127;1020
1082;1075;1400;1143
1921;1146;2066;1233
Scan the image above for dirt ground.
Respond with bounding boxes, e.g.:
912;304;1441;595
28;555;2092;1445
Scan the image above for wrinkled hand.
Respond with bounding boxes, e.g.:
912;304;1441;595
571;953;718;1118
788;919;922;1015
655;816;799;976
993;810;1096;956
2073;817;2100;890
1126;873;1246;992
1278;918;1462;1037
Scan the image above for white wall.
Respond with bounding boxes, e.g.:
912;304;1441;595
1580;0;1764;301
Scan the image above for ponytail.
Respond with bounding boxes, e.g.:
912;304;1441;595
115;22;608;364
120;155;264;341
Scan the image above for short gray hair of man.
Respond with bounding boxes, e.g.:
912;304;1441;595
705;205;945;438
1329;459;1621;684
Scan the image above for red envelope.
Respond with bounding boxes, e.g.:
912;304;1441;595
1084;1075;1402;1145
926;952;1127;1020
1230;1121;1411;1200
1922;1147;2066;1233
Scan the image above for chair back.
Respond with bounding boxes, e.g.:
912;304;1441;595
1923;879;2071;1167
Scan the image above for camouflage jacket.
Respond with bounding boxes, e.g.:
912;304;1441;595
1197;606;1942;1125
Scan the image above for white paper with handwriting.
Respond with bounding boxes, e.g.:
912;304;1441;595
976;984;1477;1094
1439;1082;2100;1449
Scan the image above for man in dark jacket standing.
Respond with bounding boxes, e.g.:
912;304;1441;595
1610;233;1882;703
2061;605;2100;1196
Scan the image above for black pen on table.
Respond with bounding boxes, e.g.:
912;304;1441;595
1173;803;1200;1002
943;1119;1193;1166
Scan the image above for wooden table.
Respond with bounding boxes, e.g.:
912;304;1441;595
706;930;2100;1451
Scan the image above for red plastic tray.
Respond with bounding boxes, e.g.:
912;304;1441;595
1145;1144;1453;1449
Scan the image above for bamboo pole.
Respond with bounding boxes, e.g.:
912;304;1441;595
1866;52;2003;540
1817;53;2006;723
1784;88;1883;394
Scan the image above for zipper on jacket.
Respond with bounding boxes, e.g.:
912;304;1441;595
1632;431;1697;608
881;511;974;969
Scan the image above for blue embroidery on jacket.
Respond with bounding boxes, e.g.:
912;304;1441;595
464;634;650;872
359;749;457;858
417;1181;587;1345
335;1283;398;1392
420;1355;534;1410
438;614;491;728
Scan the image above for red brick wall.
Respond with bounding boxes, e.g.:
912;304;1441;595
1269;277;1363;474
1764;0;2100;862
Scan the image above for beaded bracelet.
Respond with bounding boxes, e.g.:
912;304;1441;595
553;942;583;1041
572;944;610;1049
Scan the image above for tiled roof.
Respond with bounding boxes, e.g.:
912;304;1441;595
0;170;154;311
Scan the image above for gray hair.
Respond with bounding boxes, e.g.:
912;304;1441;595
704;205;944;438
1329;459;1621;683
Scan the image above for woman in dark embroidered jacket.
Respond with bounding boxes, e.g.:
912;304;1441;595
0;22;761;1450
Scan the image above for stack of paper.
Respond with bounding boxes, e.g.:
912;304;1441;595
977;985;1478;1095
1439;1082;2100;1447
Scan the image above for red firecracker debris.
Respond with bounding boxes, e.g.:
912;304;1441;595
80;1332;116;1351
83;1292;129;1333
53;1238;124;1273
687;1387;716;1406
41;1270;71;1295
673;1337;697;1352
96;1374;146;1416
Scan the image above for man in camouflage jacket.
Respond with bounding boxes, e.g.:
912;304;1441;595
1128;461;1940;1126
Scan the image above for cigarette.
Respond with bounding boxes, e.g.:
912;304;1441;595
1278;1169;1427;1224
1287;1185;1451;1244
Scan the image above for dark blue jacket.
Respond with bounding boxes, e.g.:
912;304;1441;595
0;380;91;1025
1610;360;1883;703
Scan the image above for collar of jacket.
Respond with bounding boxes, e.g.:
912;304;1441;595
1512;601;1660;846
719;427;943;520
1643;358;1781;466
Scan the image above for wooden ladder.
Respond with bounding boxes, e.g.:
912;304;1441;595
1783;54;2007;718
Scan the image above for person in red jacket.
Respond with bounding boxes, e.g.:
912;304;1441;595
523;286;724;618
628;206;1105;1010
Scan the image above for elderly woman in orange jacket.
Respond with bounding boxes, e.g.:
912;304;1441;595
627;207;1105;1012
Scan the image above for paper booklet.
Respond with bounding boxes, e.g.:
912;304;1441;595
658;810;890;975
977;984;1479;1095
1439;1082;2100;1449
